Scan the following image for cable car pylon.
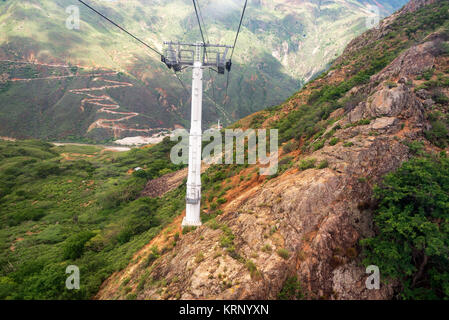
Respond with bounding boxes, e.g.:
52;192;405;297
76;0;247;228
162;42;232;227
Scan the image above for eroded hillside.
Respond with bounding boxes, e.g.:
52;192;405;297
96;0;449;300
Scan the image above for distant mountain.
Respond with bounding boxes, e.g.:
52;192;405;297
0;0;408;142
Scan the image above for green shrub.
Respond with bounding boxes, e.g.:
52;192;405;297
298;158;316;171
422;68;434;81
158;168;173;176
207;218;222;230
220;225;235;249
126;293;137;300
433;92;449;105
358;177;368;183
250;114;266;128
312;140;325;151
277;248;290;260
132;169;149;179
0;277;17;300
329;137;339;146
121;277;130;286
346;119;371;128
404;140;425;155
115;198;160;244
317;160;329;169
357;119;371;125
99;177;146;210
246;260;261;280
361;155;449;299
385;81;398;88
182;226;196;235
283;140;299;153
220;234;234;248
35;161;61;178
261;244;272;253
195;252;205;264
116;228;133;245
63;231;95;260
279;156;294;167
143;246;160;268
278;276;303;300
7;208;47;226
209;202;218;211
425;118;448;148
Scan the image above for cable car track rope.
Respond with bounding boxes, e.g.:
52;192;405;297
192;0;229;123
77;0;162;57
77;0;247;126
76;0;195;102
192;0;208;47
231;0;248;61
224;0;248;112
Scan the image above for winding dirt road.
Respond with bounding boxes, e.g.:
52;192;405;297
68;76;153;135
2;60;164;136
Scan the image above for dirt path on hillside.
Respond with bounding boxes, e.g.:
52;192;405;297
141;164;211;198
0;59;79;69
68;77;153;136
140;168;189;198
2;60;166;137
9;72;116;82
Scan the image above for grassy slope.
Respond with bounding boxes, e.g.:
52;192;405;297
0;139;188;299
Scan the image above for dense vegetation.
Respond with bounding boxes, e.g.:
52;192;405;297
361;152;449;300
0;137;255;299
0;139;185;299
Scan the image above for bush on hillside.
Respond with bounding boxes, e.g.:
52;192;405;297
361;155;449;299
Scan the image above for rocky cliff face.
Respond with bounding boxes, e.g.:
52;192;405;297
97;0;449;300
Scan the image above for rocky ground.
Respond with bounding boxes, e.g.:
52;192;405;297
96;0;448;300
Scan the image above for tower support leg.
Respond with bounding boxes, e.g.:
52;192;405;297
183;61;203;227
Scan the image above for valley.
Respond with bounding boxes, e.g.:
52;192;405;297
0;0;408;142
